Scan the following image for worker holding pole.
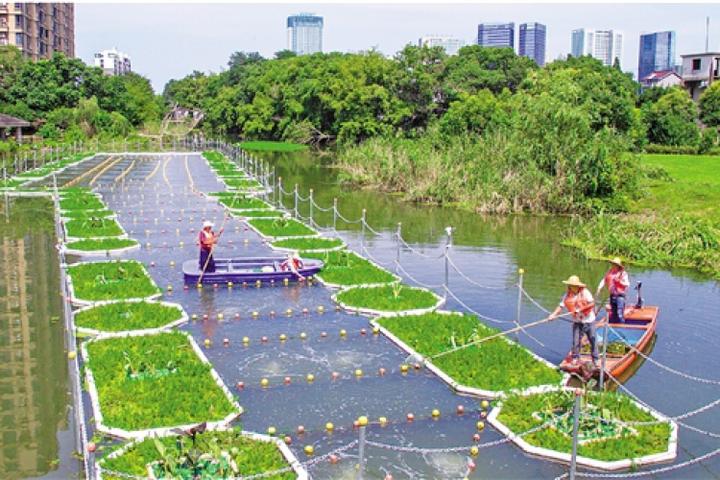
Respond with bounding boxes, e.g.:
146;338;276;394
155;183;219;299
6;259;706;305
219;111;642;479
198;220;223;274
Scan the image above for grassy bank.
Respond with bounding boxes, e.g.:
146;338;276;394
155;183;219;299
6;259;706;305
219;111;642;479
378;312;562;392
238;141;308;152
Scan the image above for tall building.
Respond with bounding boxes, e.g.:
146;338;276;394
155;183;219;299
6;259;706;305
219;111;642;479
681;52;720;101
94;48;131;76
287;13;323;55
418;35;464;55
638;31;676;82
477;22;515;49
519;22;546;65
0;2;74;60
571;28;623;67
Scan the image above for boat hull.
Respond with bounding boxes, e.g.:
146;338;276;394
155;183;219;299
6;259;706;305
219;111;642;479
182;257;323;284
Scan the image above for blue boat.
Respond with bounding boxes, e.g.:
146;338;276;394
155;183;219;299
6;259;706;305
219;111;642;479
182;257;323;284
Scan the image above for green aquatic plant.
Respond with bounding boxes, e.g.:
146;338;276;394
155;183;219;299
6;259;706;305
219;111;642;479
378;312;562;391
236;209;285;218
248;218;316;237
65;238;138;252
271;237;343;251
238;140;308;152
61;209;114;219
60;194;105;211
75;301;183;332
304;250;396;286
64;217;124;238
218;196;271;210
85;332;236;431
335;284;438;312
68;261;160;301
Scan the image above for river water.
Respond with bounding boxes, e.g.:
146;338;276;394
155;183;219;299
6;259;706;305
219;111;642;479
2;150;719;479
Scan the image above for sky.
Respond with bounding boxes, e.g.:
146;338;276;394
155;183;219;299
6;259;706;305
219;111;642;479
75;3;720;92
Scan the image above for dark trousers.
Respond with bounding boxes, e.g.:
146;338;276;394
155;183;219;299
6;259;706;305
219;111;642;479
610;294;626;323
199;248;215;273
572;322;598;362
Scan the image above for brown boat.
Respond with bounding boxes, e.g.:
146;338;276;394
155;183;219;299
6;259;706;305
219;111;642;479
559;286;658;381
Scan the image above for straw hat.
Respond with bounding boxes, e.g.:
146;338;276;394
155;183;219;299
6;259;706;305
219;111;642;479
202;220;214;228
609;257;624;268
562;275;586;288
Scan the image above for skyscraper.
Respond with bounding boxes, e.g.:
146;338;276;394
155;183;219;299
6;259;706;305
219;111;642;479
287;13;323;55
571;28;623;67
638;31;676;81
0;2;74;60
94;48;132;76
477;23;515;49
519;22;546;65
418;35;464;55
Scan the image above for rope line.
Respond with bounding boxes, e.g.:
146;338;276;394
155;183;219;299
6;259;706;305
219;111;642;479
447;255;512;291
394;261;445;289
396;233;447;259
444;287;515;325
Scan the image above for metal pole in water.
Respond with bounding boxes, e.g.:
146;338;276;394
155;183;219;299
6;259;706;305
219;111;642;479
396;222;402;274
332;198;338;231
444;226;453;300
294;184;299;219
360;209;367;254
278;177;283;209
357;417;367;480
517;268;525;327
309;189;314;227
569;389;582;480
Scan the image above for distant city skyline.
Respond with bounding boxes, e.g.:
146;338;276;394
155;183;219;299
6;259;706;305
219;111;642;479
287;13;323;55
75;3;720;91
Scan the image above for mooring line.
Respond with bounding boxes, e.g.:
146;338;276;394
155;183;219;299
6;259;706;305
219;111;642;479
113;158;137;184
89;156;123;186
161;156;172;189
144;157;163;181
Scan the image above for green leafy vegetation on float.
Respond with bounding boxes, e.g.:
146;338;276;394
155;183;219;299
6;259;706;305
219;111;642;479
68;261;160;301
61;209;114;219
0;178;23;189
235;209;285;218
377;312;562;391
100;429;294;480
497;390;671;461
335;284;438;312
202;151;233;168
238;141;308;152
304;250;396;286
65;238;138;252
271;237;343;251
64;217;124;238
75;301;182;332
217;196;272;210
85;332;236;431
222;177;262;189
59;194;105;211
248;218;316;237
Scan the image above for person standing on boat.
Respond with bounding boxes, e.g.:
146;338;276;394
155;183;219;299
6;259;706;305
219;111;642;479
596;257;629;324
549;275;598;367
198;221;223;273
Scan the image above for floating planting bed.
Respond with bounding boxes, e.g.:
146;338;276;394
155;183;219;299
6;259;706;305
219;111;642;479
247;218;317;238
376;312;563;395
222;177;262;189
489;388;677;470
83;331;241;438
98;429;300;480
334;284;443;316
270;236;345;253
64;238;139;255
218;196;272;210
74;300;186;336
67;260;161;305
1;178;24;189
60;209;114;219
238;140;309;152
304;250;398;287
60;194;105;211
234;209;286;218
64;217;124;238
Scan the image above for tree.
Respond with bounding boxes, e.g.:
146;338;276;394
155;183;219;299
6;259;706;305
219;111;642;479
227;51;264;69
643;87;700;146
699;81;720;127
274;50;297;60
439;90;506;136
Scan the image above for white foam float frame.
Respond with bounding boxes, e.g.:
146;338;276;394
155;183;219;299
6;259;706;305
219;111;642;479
369;310;569;399
94;427;308;480
65;259;163;307
486;385;678;471
331;284;445;318
73;299;188;338
81;330;243;441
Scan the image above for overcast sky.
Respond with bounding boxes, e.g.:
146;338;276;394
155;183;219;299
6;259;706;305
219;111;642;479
76;3;720;92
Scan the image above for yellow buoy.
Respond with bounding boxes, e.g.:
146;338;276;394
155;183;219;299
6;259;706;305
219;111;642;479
204;339;211;347
325;422;334;432
400;364;410;373
378;416;388;426
306;373;315;382
372;326;380;334
299;332;307;340
340;329;347;337
261;378;269;387
191;314;198;320
317;305;325;313
242;336;250;344
167;285;173;292
431;409;441;418
286;308;293;316
279;334;287;341
357;416;369;427
169;261;176;267
251;311;259;317
304;445;314;456
217;313;224;320
470;446;479;456
267;426;276;435
480;400;490;409
476;421;485;431
67;351;77;360
354;369;363;378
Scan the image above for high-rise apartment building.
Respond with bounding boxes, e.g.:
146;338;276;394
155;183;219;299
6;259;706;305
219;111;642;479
418;35;464;55
477;22;515;49
0;2;74;60
519;22;546;65
638;31;676;81
94;48;131;76
287;13;323;55
571;28;623;67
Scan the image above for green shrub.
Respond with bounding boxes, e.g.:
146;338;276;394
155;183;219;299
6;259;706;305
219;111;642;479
378;312;562;391
335;284;438;312
85;332;236;431
68;261;160;301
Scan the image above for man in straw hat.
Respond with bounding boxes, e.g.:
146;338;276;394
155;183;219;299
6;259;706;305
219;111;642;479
198;220;223;273
596;257;630;324
550;275;598;367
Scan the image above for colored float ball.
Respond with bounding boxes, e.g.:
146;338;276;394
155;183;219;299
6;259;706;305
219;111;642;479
476;421;485;431
196;283;202;290
169;261;175;267
202;314;209;320
329;454;339;464
252;311;259;318
473;433;481;442
244;239;249;244
300;332;307;340
256;280;262;288
284;376;291;385
406;413;415;422
304;445;314;456
384;475;393;480
317;306;325;313
203;339;211;347
431;409;441;418
260;378;269;387
400;364;409;373
331;372;340;380
270;310;276;317
267;426;276;436
183;285;189;291
414;363;422;370
352;420;360;428
378;367;386;376
480;400;490;409
302;307;309;314
279;334;287;341
372;326;380;334
340;329;347;337
242;282;248;288
87;442;97;453
457;405;465;415
227;281;233;288
480;411;487;419
470;446;479;457
468;460;476;471
223;338;229;346
236;382;244;390
379;416;388;426
325;422;334;432
358;416;369;427
242;336;250;344
306;374;315;382
360;328;367;335
217;313;224;320
150;261;156;267
354;369;363;378
283;278;289;286
321;331;328;338
284;436;292;445
285;308;293;316
67;351;77;360
261;336;268;343
213;283;219;289
235;313;240;319
297;425;305;434
179;241;184;247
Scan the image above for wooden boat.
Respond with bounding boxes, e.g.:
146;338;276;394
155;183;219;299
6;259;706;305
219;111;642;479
559;302;658;382
182;256;323;284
